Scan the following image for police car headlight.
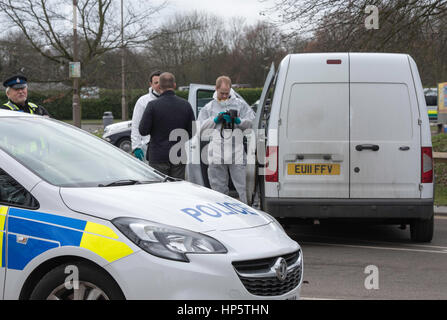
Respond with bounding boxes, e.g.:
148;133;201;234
113;217;227;262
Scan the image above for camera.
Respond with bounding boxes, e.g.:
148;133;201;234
217;109;239;130
217;109;239;139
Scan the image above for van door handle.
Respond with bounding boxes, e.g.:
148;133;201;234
356;144;379;151
399;146;410;151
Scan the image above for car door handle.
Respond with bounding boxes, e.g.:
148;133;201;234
399;146;410;151
356;144;380;151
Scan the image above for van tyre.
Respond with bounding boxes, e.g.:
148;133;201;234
410;216;434;243
30;262;125;300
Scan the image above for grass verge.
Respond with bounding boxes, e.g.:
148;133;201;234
433;133;447;205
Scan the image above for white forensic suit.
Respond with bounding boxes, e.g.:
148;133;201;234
131;88;160;157
197;90;255;204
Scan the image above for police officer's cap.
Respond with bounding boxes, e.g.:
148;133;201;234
3;75;27;89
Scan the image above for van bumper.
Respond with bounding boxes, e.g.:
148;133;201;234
264;198;434;219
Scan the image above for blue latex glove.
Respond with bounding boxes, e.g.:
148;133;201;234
223;114;232;123
214;111;226;124
133;148;145;161
234;117;241;125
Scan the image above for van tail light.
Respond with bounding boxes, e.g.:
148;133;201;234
421;147;433;183
265;146;278;183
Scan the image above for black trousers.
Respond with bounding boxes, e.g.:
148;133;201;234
150;162;185;180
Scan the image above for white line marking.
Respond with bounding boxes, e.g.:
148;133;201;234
301;297;341;300
301;241;447;254
290;232;447;250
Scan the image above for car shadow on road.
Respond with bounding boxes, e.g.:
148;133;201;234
281;219;415;245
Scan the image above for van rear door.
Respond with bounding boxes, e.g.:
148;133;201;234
349;54;420;198
186;84;215;186
278;54;350;198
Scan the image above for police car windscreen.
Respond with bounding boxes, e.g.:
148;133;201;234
0;117;163;187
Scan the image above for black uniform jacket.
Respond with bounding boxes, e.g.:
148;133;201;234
139;90;195;163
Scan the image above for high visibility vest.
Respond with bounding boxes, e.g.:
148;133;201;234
3;101;39;114
1;101;47;156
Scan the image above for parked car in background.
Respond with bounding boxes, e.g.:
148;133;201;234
102;120;132;153
424;88;438;121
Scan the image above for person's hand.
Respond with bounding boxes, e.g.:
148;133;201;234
214;111;226;124
133;148;144;161
223;114;232;123
234;117;241;125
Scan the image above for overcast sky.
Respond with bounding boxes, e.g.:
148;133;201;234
159;0;274;25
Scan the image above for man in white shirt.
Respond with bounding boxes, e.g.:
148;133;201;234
131;70;162;161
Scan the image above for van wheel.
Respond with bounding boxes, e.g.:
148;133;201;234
410;216;434;242
30;262;124;300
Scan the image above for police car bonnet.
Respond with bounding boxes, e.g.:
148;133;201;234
59;182;272;233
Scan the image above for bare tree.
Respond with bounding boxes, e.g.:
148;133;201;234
0;0;167;83
229;22;287;86
261;0;447;86
263;0;447;44
146;12;228;85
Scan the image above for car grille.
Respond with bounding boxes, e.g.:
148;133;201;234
232;250;302;297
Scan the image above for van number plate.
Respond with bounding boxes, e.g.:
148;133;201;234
288;163;340;175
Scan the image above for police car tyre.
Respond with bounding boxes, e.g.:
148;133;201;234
410;215;434;243
30;262;125;300
117;137;132;153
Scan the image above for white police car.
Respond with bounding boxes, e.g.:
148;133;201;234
0;110;302;300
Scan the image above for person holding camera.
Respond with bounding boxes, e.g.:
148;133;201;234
197;76;255;204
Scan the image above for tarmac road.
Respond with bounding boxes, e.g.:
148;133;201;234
285;215;447;300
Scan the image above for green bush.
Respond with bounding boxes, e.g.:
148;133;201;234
234;88;263;105
0;87;261;120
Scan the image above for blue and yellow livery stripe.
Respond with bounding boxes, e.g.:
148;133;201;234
0;206;8;268
5;208;134;270
80;221;133;263
8;208;87;231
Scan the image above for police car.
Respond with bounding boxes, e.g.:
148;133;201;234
0;110;302;300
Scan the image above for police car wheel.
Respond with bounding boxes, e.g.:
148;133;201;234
30;262;125;300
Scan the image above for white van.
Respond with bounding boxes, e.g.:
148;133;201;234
252;53;434;242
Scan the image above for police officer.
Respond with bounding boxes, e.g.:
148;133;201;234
2;75;49;116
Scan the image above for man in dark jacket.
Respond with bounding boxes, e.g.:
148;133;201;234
2;75;50;116
139;72;195;179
